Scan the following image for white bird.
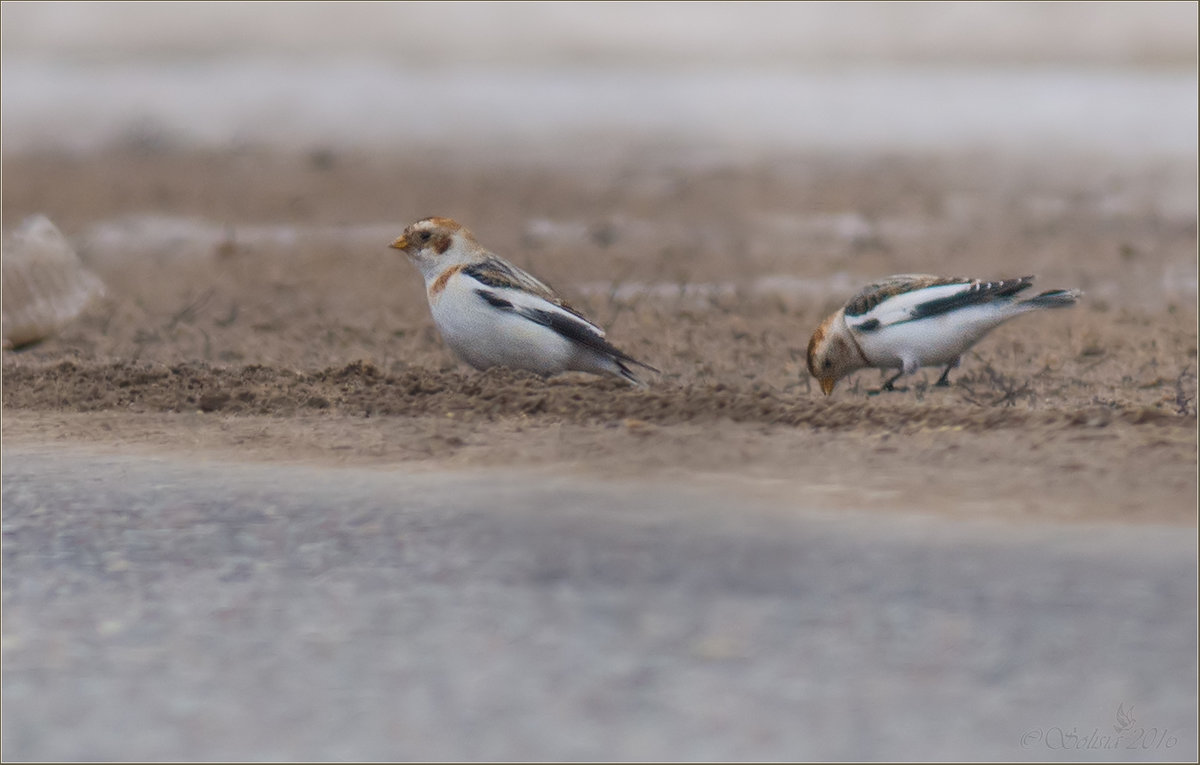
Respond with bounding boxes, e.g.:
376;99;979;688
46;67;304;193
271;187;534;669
807;274;1081;395
390;217;656;385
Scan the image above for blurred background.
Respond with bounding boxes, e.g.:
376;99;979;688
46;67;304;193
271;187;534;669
2;1;1197;159
2;1;1196;360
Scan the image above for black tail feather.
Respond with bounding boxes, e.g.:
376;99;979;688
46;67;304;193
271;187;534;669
1023;288;1082;309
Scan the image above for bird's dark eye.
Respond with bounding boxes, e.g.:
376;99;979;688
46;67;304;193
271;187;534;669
418;231;432;242
823;360;832;369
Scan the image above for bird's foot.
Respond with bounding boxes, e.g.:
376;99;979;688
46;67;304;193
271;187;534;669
868;384;908;395
871;371;907;394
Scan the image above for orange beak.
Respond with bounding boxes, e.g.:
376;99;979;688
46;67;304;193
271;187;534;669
389;235;408;251
819;377;836;396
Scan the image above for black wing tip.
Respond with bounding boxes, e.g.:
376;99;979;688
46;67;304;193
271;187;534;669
619;353;660;374
1025;288;1082;308
606;349;660;384
615;360;644;386
521;305;658;377
614;358;658;386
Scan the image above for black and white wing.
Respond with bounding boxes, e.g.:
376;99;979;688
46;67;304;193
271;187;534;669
464;259;657;371
844;274;1035;333
464;257;598;328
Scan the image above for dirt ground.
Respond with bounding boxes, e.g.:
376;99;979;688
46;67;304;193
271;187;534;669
2;146;1196;525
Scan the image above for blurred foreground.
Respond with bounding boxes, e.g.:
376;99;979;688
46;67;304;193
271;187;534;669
3;448;1195;761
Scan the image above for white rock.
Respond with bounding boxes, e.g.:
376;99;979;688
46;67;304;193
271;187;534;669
2;216;106;349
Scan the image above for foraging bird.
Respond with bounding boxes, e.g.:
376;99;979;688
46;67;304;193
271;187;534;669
390;217;656;385
807;274;1081;395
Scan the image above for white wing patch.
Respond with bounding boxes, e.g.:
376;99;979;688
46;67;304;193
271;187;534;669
846;282;972;332
498;283;608;339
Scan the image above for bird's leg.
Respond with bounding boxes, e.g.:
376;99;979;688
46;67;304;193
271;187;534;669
934;364;954;387
934;357;960;387
869;362;912;394
880;369;905;391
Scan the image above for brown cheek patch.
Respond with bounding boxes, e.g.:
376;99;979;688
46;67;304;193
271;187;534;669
807;326;824;353
429;264;463;298
806;325;827;377
433;233;452;255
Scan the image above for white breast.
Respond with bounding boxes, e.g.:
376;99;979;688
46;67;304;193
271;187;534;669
854;302;1021;371
428;272;575;374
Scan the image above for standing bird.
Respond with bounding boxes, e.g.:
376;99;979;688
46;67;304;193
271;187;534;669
390;217;657;385
807;274;1081;395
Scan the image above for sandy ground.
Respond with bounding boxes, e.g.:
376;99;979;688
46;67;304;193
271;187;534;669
3;143;1197;761
2;147;1196;525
